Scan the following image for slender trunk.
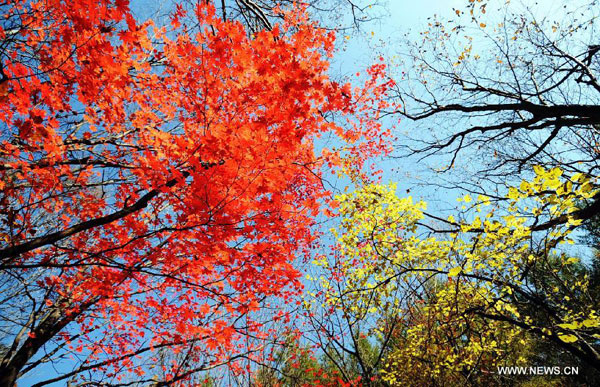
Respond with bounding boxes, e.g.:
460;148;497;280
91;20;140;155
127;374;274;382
0;301;92;387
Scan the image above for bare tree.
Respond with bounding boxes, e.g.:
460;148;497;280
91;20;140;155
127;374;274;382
391;0;600;185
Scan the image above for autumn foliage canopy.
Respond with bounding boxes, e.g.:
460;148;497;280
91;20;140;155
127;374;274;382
0;0;392;384
7;0;599;386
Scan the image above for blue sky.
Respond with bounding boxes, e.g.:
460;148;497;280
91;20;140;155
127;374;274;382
326;0;472;210
331;0;581;207
333;0;465;73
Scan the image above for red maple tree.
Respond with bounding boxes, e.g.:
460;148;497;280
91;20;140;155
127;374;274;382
0;0;393;384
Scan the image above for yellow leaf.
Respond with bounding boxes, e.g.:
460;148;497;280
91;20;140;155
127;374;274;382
558;322;578;330
571;172;583;182
448;267;462;277
582;319;597;328
558;334;578;343
533;165;545;176
566;257;579;265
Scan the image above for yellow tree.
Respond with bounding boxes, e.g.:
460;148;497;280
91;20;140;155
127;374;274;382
312;165;600;383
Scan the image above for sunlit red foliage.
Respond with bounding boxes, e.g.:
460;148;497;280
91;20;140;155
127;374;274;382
0;0;392;384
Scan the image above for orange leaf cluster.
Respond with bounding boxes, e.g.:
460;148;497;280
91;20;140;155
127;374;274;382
0;0;393;382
